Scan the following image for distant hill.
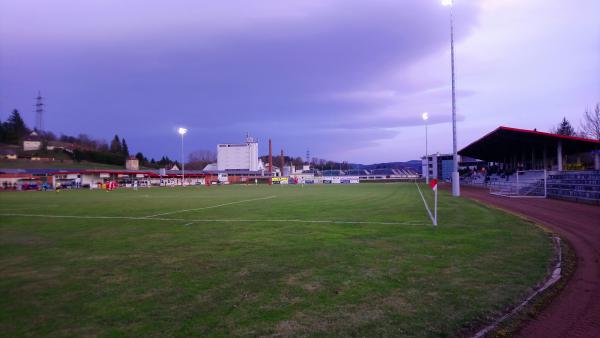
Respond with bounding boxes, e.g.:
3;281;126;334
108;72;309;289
0;159;125;170
354;160;422;172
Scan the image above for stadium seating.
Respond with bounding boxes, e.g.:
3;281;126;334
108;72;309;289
547;170;600;204
321;170;345;177
461;170;600;204
344;169;370;176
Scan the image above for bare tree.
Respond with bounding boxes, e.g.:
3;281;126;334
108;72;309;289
186;149;217;170
292;157;303;167
581;103;600;140
188;149;216;163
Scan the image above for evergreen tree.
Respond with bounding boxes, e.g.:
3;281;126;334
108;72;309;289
110;135;122;153
135;152;145;164
2;110;30;144
157;156;174;167
0;117;4;143
553;117;576;136
121;138;129;156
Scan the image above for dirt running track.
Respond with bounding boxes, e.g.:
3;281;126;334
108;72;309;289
455;185;600;338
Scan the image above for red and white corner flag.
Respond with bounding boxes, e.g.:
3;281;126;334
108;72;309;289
429;178;438;191
430;178;438;226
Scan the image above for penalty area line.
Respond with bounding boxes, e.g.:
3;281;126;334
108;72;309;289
0;213;426;226
143;195;278;218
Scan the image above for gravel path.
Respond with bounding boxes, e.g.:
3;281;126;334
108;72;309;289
456;185;600;338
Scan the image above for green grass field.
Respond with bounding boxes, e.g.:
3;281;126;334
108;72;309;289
0;183;553;337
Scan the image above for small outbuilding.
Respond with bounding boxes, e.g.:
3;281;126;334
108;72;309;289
23;131;42;151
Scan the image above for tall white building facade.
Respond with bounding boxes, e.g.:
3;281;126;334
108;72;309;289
217;136;260;171
422;153;455;181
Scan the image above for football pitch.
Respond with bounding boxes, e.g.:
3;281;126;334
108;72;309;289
0;183;553;337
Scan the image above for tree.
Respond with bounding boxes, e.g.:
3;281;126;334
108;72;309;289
38;130;57;142
110;135;122;153
96;140;109;152
121;138;129;156
135;152;149;165
1;109;30;144
0;117;4;143
581;103;600;140
60;134;77;143
188;149;216;163
292;157;304;167
186;149;216;169
135;152;145;163
552;117;576;136
77;134;95;150
158;156;173;167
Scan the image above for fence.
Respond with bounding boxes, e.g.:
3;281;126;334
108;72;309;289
489;170;547;198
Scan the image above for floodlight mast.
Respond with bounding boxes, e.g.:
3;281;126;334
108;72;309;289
422;112;429;184
178;128;187;186
443;0;460;197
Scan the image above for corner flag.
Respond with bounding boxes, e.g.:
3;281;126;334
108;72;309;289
429;178;438;191
430;178;438;226
415;178;438;226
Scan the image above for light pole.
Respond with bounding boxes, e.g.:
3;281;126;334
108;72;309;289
442;0;460;196
422;112;429;184
178;127;187;186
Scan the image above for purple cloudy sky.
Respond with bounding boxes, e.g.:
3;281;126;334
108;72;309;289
1;0;598;163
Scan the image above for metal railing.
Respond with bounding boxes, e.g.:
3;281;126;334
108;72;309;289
489;170;547;198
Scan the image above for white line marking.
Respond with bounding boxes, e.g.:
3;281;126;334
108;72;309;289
0;213;426;226
143;195;278;218
415;182;435;226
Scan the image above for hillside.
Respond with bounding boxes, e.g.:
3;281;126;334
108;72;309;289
0;159;125;170
354;160;422;172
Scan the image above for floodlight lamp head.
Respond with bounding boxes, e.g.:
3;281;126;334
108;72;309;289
422;112;429;121
442;0;453;6
178;127;188;135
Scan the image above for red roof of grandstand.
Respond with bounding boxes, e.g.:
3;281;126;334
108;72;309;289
459;126;600;162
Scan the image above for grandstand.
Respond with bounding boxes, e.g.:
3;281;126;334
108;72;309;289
320;169;345;177
459;126;600;204
344;169;370;176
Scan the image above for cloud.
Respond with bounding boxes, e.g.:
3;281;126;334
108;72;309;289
7;0;563;162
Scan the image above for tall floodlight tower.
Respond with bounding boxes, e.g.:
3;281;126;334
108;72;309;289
422;112;429;184
442;0;460;197
178;127;187;186
35;91;44;131
306;149;310;165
